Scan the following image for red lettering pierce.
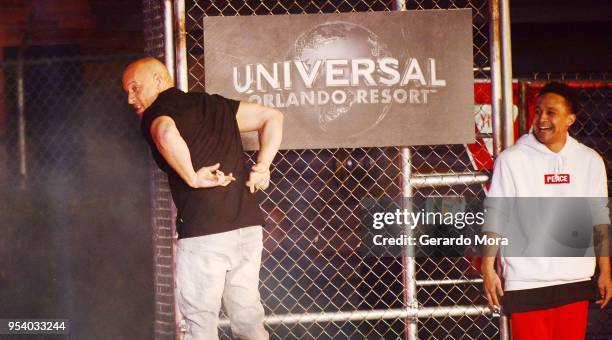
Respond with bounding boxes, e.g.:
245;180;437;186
544;174;571;184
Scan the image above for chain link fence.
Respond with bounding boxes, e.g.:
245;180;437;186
179;0;497;339
1;55;143;186
0;54;154;339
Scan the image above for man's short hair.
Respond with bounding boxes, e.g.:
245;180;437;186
539;82;579;114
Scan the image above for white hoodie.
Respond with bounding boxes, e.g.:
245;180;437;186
486;132;609;291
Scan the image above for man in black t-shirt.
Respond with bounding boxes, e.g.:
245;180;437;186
122;57;283;340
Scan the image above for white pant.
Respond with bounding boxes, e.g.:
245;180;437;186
176;225;269;340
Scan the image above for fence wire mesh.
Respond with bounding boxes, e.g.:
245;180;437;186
572;84;611;195
1;55;144;187
182;0;497;339
0;54;154;339
566;82;611;338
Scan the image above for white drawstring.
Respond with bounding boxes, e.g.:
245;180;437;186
553;154;566;175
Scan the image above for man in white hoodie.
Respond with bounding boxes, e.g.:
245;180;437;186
481;82;611;339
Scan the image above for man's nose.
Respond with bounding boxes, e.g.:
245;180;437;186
537;112;548;122
127;95;135;105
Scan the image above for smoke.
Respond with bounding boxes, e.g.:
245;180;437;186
1;59;154;339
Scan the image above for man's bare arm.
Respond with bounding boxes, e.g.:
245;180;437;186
236;102;284;192
151;116;234;188
481;232;503;309
594;224;610;258
236;102;284;167
594;224;611;308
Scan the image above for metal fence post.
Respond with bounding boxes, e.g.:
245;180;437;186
489;0;503;157
394;2;417;337
500;0;515;149
17;56;27;189
163;0;176;83
174;0;188;91
496;0;513;337
401;147;418;340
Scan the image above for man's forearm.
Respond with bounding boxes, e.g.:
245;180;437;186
481;255;497;273
594;224;610;257
155;127;197;187
481;231;501;276
482;232;501;258
256;110;283;167
594;224;611;276
599;256;611;276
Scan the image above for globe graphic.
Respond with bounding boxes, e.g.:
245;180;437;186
286;21;393;138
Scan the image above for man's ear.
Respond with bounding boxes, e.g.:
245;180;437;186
567;113;576;127
154;73;162;89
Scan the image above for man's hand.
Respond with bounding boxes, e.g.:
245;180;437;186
194;163;235;188
482;268;504;310
246;163;270;193
596;272;612;309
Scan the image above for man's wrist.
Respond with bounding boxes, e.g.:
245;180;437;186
254;162;271;171
481;266;497;275
481;258;497;275
186;171;199;188
598;257;611;274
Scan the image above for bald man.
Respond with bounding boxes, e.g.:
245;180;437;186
123;58;283;340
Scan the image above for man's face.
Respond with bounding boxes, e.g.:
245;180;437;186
533;93;576;151
122;67;160;116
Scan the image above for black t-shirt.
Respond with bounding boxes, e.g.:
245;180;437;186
141;87;265;238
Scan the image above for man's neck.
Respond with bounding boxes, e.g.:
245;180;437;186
544;137;567;153
160;83;173;92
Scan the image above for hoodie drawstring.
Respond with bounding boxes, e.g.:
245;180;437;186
553;154;566;175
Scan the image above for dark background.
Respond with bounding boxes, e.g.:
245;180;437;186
510;0;611;76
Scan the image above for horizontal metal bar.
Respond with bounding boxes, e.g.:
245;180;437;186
219;306;495;326
417;278;483;286
410;172;489;188
0;54;144;67
473;66;491;72
476;132;493;139
526;79;612;86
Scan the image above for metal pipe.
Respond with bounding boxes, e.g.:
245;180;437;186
500;0;515;148
498;2;514;338
500;315;511;340
518;80;529;136
400;147;418;340
174;0;189;91
17;55;27;189
393;5;416;340
410;172;489;188
488;0;503;157
393;0;407;11
16;10;34;190
163;0;175;83
417;278;483;286
162;3;180;339
219;305;494;326
476;132;493;139
401;149;414;199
